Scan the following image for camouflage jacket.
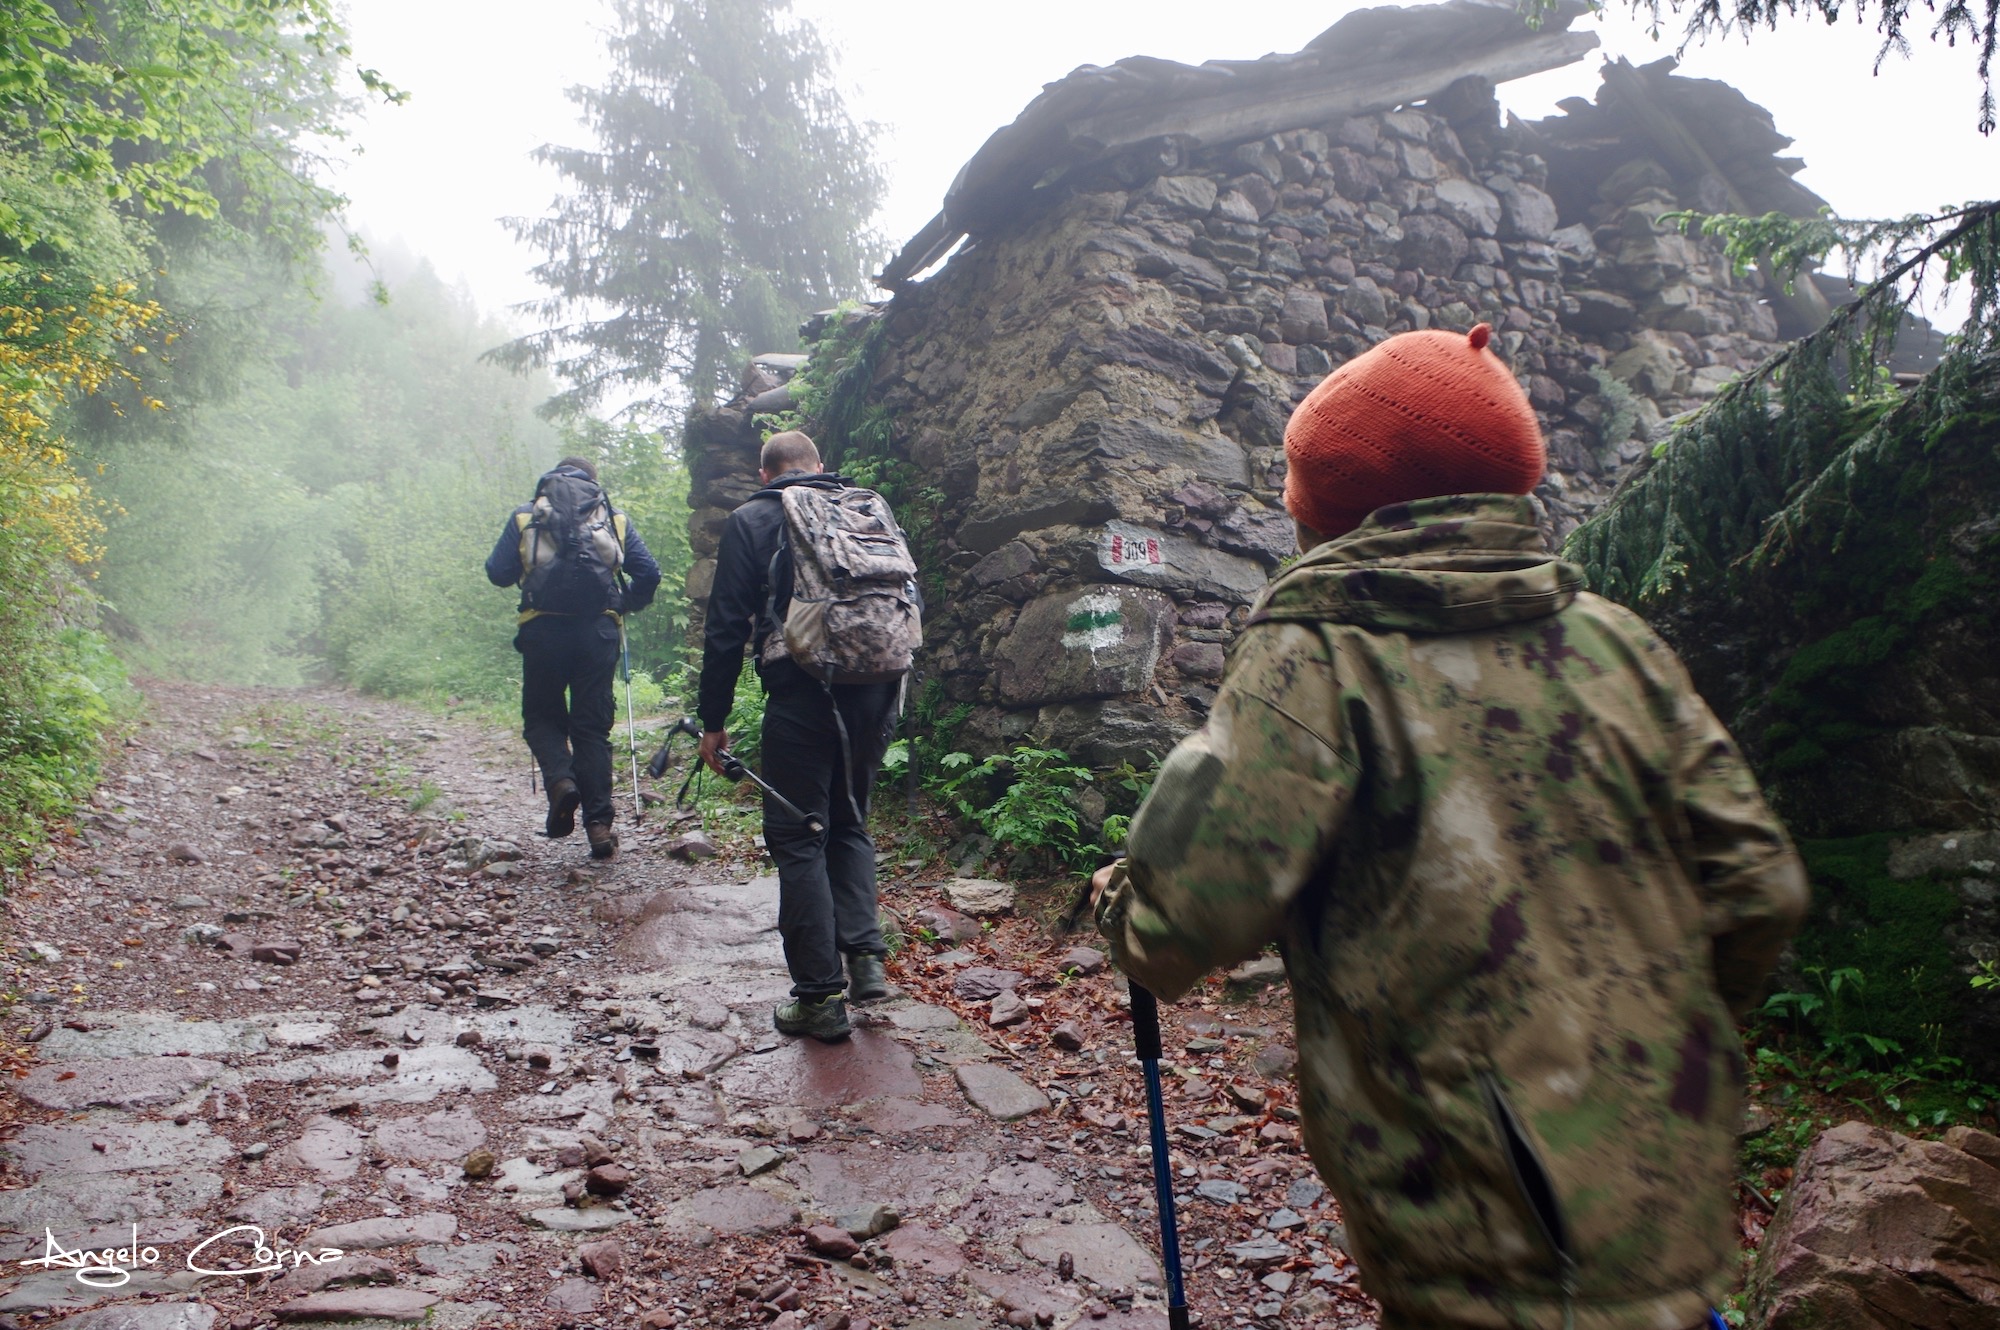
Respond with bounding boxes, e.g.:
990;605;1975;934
1097;494;1807;1330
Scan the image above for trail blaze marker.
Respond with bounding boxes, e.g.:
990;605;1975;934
1061;592;1126;651
1105;532;1164;569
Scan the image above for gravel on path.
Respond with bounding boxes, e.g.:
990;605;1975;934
0;680;1374;1330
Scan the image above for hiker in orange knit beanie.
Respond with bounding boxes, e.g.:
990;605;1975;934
1283;321;1546;542
1092;318;1806;1330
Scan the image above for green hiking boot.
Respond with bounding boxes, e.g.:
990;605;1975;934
846;952;889;1003
774;993;851;1042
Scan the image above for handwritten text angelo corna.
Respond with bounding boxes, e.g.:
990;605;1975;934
20;1225;344;1287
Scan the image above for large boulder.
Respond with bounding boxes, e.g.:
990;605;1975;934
1747;1120;2000;1329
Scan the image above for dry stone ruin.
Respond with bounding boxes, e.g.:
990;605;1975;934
684;0;1850;765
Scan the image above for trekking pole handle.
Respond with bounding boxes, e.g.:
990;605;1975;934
669;717;828;837
1129;980;1164;1062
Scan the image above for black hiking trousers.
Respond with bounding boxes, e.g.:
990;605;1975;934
759;669;899;999
516;613;621;829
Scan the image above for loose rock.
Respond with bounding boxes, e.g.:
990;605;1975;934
944;877;1015;916
804;1224;863;1260
585;1163;633;1196
1747;1120;2000;1329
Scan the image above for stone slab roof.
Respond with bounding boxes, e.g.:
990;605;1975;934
880;0;1600;287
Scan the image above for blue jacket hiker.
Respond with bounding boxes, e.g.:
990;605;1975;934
486;456;662;859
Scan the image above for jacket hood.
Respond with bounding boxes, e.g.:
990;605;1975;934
1251;493;1582;634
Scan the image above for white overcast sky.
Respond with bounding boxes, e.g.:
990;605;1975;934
332;0;1997;329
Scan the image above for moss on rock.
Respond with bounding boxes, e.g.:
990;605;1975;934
1786;835;1971;1065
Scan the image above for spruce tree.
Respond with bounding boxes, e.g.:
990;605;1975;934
1591;0;1999;133
501;0;884;416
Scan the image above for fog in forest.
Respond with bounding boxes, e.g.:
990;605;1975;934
5;9;2000;1324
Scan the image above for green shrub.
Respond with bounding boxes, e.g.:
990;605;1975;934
938;745;1099;872
0;625;131;865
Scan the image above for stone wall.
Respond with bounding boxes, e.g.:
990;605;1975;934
684;57;1813;766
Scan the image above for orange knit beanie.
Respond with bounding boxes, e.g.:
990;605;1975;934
1282;323;1545;539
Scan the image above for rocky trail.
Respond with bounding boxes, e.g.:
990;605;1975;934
0;681;1372;1330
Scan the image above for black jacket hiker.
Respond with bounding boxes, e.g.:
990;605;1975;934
697;470;899;999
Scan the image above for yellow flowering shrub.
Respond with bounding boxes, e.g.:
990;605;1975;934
0;279;166;566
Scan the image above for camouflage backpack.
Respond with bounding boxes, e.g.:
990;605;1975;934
759;484;921;684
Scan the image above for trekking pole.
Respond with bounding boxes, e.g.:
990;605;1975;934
656;717;827;836
1130;980;1192;1330
620;626;641;823
903;673;919;820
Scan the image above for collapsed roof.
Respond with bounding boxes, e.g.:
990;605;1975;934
881;0;1603;288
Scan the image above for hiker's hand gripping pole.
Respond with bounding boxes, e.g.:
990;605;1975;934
652;717;827;836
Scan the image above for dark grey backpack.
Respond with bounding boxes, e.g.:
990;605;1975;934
516;471;626;614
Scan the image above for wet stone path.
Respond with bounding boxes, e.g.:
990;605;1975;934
0;682;1371;1330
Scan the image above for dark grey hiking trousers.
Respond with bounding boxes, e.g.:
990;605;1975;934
759;675;899;999
515;613;621;829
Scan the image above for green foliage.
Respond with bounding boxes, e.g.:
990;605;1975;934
405;779;445;815
584;419;695;682
1586;366;1642;456
1097;757;1160;853
0;0;393;861
322;457;530;703
937;745;1100;872
498;0;885;415
0;0;400;267
1760;541;1987;776
1764;965;1904;1064
760;309;893;462
1568;200;1999;612
1746;1039;1997;1146
1664;204;2000;319
1974;959;1999;991
1661;209;1847;291
0;625;129;865
1781;835;1971;1061
1569;207;2000;793
872;675;968;796
86;250;567;700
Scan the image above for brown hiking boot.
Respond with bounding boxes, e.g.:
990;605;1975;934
545;778;580;839
586;823;618;860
